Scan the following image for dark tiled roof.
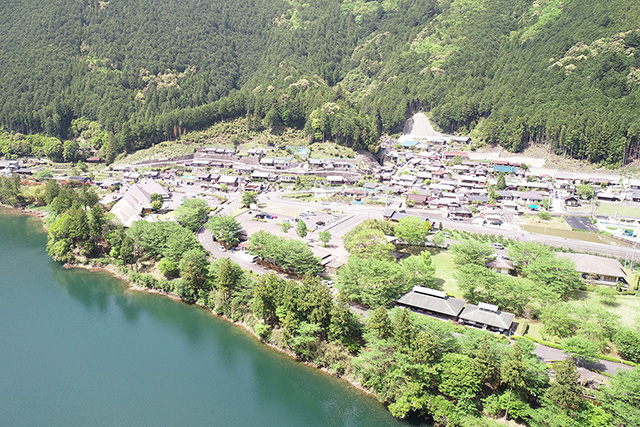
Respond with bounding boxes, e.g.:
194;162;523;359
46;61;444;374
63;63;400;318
397;287;466;317
458;304;514;330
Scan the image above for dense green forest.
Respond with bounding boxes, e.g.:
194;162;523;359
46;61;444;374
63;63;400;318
2;0;640;167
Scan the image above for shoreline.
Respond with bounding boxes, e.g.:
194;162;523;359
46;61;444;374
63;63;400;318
62;262;378;399
0;204;377;399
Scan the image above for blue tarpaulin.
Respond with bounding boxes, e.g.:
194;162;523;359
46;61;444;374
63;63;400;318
401;140;419;147
493;165;517;173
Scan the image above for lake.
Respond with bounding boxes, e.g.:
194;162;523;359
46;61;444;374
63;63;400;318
0;208;411;427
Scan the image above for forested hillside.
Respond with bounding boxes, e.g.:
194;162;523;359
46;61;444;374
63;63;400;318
1;0;640;167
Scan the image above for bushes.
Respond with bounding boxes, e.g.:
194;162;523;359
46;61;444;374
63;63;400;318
613;328;640;363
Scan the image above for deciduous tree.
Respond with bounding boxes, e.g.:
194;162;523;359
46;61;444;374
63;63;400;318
206;215;242;248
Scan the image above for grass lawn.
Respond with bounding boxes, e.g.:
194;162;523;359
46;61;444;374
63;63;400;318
581;290;640;327
596;202;640;218
431;251;463;298
522;215;570;230
156;211;177;220
522;320;546;341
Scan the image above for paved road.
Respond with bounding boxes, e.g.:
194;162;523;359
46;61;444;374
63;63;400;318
233;191;638;259
196;226;269;275
533;343;633;380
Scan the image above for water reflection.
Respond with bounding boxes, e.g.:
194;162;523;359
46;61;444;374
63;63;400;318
2;210;412;427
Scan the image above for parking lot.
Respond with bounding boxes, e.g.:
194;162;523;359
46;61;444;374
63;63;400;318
564;215;598;232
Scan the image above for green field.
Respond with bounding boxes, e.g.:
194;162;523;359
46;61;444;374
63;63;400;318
596;202;640;218
431;251;463;298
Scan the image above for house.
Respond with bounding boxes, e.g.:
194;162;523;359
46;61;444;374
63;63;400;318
396;286;467;321
428;136;450;145
587;177;611;187
401;140;419;148
460;175;487;187
273;158;290;170
251;171;273;181
406;193;428;206
15;168;34;175
555;173;575;186
628;179;640;190
449;206;472;218
96;179;121;189
485;214;503;225
309;159;324;169
191;159;211;167
327;175;345;185
557;253;627;286
197;173;212;182
123;171;141;181
208;160;225;168
110;180;169;227
234;165;254;174
516;191;545;204
363;182;379;191
247;148;266;157
332;160;357;170
397;174;417;187
502;200;518;212
66;176;91;184
564;195;580;207
458;302;515;335
218;175;239;187
486;258;515;275
596;191;622;202
444;151;469;160
452;136;471;144
344;189;367;198
468;195;489;204
496;191;514;200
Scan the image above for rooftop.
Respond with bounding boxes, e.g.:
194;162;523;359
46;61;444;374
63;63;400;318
458;303;514;330
557;253;626;278
396;286;467;317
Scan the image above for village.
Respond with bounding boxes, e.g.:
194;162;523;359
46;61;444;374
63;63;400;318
2;124;640;342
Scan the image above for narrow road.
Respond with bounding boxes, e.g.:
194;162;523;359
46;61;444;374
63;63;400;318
533;343;633;380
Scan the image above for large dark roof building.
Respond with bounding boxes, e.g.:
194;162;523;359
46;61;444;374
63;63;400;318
458;302;515;335
396;286;467;320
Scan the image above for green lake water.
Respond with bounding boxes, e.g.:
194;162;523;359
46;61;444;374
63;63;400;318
0;208;412;427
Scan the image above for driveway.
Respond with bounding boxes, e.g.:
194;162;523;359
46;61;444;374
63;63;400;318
196;226;269;275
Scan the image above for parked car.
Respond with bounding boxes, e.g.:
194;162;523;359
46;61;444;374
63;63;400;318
491;243;504;250
315;221;326;227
